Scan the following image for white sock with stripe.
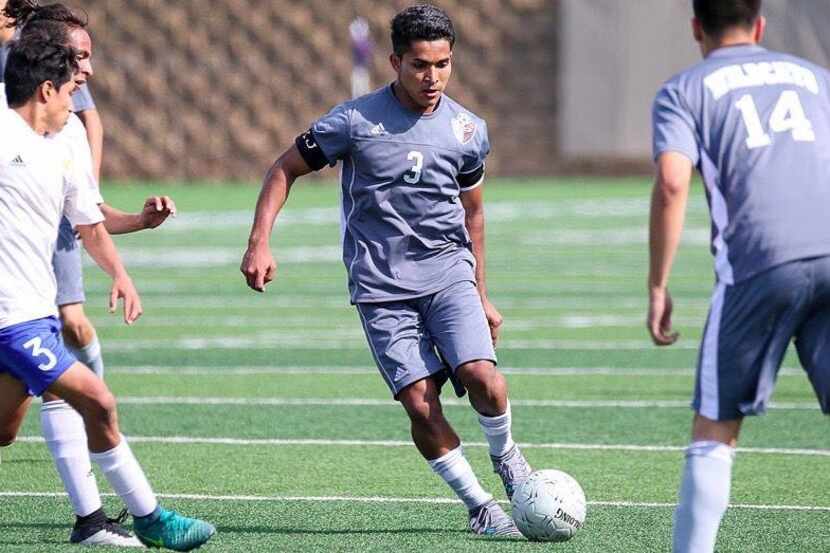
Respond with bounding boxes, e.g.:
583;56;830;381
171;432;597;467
477;402;515;457
672;440;735;553
66;334;104;378
427;446;492;510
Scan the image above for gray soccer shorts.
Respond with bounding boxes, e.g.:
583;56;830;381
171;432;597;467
52;217;86;307
694;256;830;420
356;280;497;399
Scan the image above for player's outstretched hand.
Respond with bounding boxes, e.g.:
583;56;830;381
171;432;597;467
482;297;504;346
647;287;679;346
241;244;277;293
110;273;143;325
140;196;177;229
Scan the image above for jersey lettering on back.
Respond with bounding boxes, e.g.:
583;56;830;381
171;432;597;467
653;45;830;284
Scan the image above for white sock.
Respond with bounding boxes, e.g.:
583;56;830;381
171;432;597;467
89;436;157;518
477;403;515;457
672;441;735;553
427;446;492;510
41;401;102;517
66;335;104;378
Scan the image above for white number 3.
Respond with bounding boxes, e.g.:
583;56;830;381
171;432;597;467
23;337;58;371
404;150;423;184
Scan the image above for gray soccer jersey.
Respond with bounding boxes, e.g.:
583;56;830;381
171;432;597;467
311;84;490;303
0;41;95;111
653;45;830;284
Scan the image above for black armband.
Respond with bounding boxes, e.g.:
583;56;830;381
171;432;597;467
458;163;485;190
295;129;330;171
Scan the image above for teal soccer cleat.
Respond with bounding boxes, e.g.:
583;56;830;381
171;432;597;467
133;507;215;551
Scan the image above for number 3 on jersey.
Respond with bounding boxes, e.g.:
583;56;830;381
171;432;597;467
404;150;423;184
735;90;816;149
23;336;57;371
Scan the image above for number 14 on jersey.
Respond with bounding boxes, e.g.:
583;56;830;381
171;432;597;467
735;90;816;149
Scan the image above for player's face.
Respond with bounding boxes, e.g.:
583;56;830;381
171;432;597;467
44;78;78;133
391;39;452;113
68;27;93;86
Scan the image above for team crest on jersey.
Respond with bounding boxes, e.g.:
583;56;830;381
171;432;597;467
451;112;476;144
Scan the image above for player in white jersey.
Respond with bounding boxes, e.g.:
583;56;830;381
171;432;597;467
2;13;178;547
0;35;215;551
2;0;177;384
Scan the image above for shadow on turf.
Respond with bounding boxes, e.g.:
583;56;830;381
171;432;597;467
216;525;526;542
0;522;66;545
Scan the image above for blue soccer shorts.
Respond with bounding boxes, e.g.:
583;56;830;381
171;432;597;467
0;316;77;396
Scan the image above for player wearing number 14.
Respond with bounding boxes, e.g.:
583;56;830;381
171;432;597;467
649;1;830;552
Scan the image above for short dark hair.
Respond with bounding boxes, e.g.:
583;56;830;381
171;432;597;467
4;35;78;107
3;0;87;30
693;0;761;38
390;4;455;57
18;19;71;46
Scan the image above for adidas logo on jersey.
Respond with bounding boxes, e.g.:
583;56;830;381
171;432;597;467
370;123;387;136
10;155;25;167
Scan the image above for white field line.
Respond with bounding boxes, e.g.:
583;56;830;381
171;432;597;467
97;295;711;311
106;396;820;411
106;365;806;378
90;314;705;330
1;491;827;512
15;435;830;457
100;336;702;351
133;200;709;231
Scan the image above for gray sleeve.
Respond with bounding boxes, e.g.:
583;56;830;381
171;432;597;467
71;83;96;112
311;103;352;166
652;84;699;165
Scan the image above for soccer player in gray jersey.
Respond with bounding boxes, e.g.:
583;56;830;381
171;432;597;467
648;1;830;551
242;4;531;537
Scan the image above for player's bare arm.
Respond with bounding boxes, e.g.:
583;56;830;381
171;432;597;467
75;222;142;325
461;185;503;344
73;108;103;182
241;144;312;292
100;196;177;235
647;151;693;346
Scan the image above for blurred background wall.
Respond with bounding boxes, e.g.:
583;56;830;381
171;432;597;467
63;0;830;181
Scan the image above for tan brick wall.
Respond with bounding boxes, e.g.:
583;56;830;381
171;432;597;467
67;1;557;181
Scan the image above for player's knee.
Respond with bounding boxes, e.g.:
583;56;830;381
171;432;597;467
458;360;505;395
81;390;119;430
399;381;444;426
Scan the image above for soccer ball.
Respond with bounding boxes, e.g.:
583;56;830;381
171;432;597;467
510;469;587;542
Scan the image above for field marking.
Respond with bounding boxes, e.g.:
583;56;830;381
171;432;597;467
96;295;711;311
1;491;827;512
15;436;830;457
101;337;702;352
106;395;821;411
91;314;706;330
106;365;805;378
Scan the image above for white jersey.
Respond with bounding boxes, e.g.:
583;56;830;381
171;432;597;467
57;113;103;204
0;109;104;329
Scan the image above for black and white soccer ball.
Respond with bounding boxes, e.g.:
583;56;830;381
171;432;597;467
510;469;587;542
